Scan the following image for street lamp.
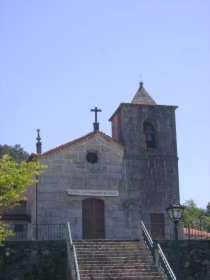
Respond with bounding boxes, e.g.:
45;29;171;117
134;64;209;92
166;199;185;280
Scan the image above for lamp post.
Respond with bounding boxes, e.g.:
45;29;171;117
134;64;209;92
166;199;185;280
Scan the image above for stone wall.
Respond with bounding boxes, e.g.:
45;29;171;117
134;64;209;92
160;240;210;280
0;240;209;279
0;241;66;280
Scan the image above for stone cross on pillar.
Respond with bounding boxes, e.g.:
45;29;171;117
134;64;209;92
90;107;102;132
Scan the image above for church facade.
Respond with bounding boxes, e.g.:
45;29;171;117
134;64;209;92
25;82;180;240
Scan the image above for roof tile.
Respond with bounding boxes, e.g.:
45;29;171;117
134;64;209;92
132;82;156;105
42;131;123;156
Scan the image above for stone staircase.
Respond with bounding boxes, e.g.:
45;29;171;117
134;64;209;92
74;240;164;280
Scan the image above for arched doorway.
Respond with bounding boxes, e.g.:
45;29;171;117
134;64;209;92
82;198;105;239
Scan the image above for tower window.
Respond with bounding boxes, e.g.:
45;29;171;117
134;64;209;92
143;122;156;148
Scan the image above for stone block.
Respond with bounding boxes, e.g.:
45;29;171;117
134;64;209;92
38;192;62;201
101;152;121;165
73;162;85;169
63;151;79;160
47;153;64;160
38;200;63;209
64;200;78;208
70;176;84;187
66;209;82;218
41;175;60;185
85;176;107;187
107;177;119;187
60;176;71;185
85;143;101;151
112;210;125;218
48;208;63;218
78;151;86;161
73;144;85;151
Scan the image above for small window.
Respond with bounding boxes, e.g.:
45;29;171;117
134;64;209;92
86;152;98;164
143;122;156;148
150;214;165;239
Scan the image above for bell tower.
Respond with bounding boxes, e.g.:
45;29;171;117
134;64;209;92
109;82;180;238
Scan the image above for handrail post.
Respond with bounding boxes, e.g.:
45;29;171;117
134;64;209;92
155;244;160;271
139;221;142;242
153;240;157;264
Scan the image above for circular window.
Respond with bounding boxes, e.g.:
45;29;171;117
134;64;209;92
86;152;98;164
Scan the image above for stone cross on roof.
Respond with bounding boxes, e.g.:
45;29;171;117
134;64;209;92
90;107;102;132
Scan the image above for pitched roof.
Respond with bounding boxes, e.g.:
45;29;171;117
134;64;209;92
41;131;123;156
132;82;156;105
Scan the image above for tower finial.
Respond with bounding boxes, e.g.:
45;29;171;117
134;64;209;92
36;129;42;154
138;73;143;90
139;81;143;90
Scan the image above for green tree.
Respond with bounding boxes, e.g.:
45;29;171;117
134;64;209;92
206;202;210;231
182;200;210;232
0;155;46;245
0;144;29;162
207;202;210;215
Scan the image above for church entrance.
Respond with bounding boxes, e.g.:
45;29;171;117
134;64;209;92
82;198;105;239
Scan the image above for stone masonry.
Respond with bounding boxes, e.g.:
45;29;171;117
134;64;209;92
34;132;131;239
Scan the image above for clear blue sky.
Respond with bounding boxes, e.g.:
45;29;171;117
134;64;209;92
0;1;209;209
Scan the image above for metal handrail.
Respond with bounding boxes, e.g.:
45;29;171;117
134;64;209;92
140;221;155;261
66;223;80;280
157;244;176;280
140;221;176;280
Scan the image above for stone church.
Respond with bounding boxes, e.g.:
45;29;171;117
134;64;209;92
4;82;180;240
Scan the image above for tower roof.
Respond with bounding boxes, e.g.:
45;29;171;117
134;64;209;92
132;82;156;105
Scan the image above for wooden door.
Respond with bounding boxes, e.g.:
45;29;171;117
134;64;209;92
82;198;105;239
150;214;165;239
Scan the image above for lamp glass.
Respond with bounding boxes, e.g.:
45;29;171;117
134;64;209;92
166;199;185;224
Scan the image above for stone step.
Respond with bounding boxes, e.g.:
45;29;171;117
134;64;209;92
80;273;163;280
80;273;162;278
73;240;164;280
77;254;151;264
77;258;153;264
76;245;147;248
79;268;159;274
78;261;153;267
76;248;148;253
77;259;152;264
79;263;156;269
77;253;151;258
81;276;163;280
74;240;143;246
76;251;149;257
78;260;153;267
80;274;162;278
